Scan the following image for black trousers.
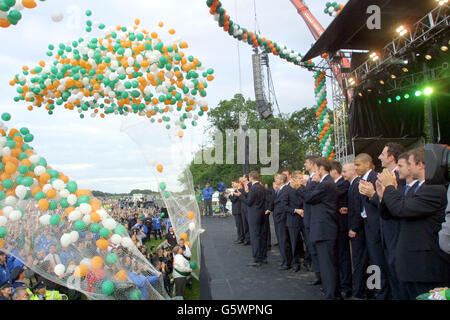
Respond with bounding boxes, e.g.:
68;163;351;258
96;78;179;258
315;239;339;300
248;216;265;263
364;221;390;300
261;214;270;260
399;281;449;300
274;219;292;266
300;223;311;266
234;214;245;241
384;246;400;300
337;231;353;294
153;229;162;240
287;226;302;268
241;208;250;242
305;226;321;281
174;277;186;297
350;228;369;299
204;199;213;216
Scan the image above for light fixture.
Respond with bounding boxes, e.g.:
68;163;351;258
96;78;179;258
387;98;392;103
441;43;449;52
391;74;397;79
436;0;449;6
358;92;363;97
402;67;409;73
369;52;380;62
348;77;356;86
415;90;422;97
379;79;385;85
424;87;433;95
404;93;410;99
396;95;401;101
425;54;432;60
396;25;408;36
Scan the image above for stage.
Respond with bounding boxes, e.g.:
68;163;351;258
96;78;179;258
200;216;323;300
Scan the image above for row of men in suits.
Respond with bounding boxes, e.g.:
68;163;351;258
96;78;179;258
227;143;449;300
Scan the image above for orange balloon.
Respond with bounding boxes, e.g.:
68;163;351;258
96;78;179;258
90;198;101;211
156;164;163;173
187;211;194;220
90;211;100;223
0;238;4;249
185;241;191;248
65;207;75;216
0;18;11;28
38;198;49;210
74;264;89;278
96;238;109;250
4;162;17;175
46;188;57;199
115;270;128;282
90;256;103;270
177;130;184;139
75;189;92;197
31;186;42;197
180;232;188;241
39;172;51;184
22;0;37;9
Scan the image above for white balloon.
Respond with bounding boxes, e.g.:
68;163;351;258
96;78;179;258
188;222;195;231
52;179;65;191
70;231;79;243
110;234;122;245
2;206;13;219
4;196;17;207
54;264;66;276
42;184;52;193
68;210;82;221
121;237;134;248
102;218;117;230
67;194;77;206
0;216;7;227
13;2;24;11
8;210;21;222
59;189;70;198
51;11;64;22
79;203;92;215
40;214;51;225
80;258;91;267
60;234;72;247
96;209;107;221
82;215;92;225
2;147;11;156
13;186;26;202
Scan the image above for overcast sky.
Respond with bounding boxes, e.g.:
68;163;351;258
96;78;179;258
0;0;348;193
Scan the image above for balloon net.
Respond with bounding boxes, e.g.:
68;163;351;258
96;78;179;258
0;9;210;300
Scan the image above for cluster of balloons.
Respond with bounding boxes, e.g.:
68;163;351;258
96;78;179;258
314;71;334;160
324;2;344;17
0;0;45;28
205;0;315;70
10;10;215;131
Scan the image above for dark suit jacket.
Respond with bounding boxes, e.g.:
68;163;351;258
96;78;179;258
348;177;363;232
239;187;248;215
271;184;291;225
335;177;350;233
239;182;266;226
286;186;304;228
304;175;338;242
265;187;275;212
383;183;450;282
360;170;381;242
303;176;316;229
229;193;241;215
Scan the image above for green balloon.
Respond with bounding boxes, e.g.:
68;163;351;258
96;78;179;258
24;134;34;143
0;227;6;238
18;165;29;174
159;182;166;191
74;220;87;231
90;223;101;233
20;127;30;135
60;198;69;208
130;289;142;300
99;227;111;238
160;212;165;218
49;200;57;210
1;113;11;121
49;214;61;226
101;281;115;295
190;261;197;270
35;192;46;201
2;179;14;189
163;191;170;199
113;225;126;236
0;191;5;201
66;181;77;193
106;253;118;265
21;177;33;187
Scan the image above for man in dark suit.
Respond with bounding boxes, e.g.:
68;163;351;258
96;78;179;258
377;147;450;300
356;153;390;300
286;171;306;272
304;157;340;299
228;179;244;244
342;163;368;299
239;175;251;245
302;156;321;284
264;183;275;253
236;171;267;267
376;143;406;299
267;173;293;270
330;161;352;298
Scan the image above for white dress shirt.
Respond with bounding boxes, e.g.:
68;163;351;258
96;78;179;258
360;169;373;218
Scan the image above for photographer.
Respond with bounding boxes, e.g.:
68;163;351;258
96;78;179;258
133;219;148;245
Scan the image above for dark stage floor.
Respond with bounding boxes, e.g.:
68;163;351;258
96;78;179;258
200;215;324;300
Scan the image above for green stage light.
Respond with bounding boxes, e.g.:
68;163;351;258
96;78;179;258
396;95;401;101
378;100;382;104
415;90;422;97
424;87;433;95
387;98;392;103
404;93;410;99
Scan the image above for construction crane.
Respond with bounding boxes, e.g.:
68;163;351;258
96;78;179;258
289;0;353;162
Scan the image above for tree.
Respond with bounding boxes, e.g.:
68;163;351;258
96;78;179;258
187;94;320;187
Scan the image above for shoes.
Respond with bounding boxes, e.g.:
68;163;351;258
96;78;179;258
243;241;250;246
341;291;353;299
278;265;292;271
293;265;301;272
273;243;279;247
307;279;322;286
234;240;244;244
247;262;262;267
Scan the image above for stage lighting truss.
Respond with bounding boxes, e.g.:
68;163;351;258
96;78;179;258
369;52;380;62
349;4;449;90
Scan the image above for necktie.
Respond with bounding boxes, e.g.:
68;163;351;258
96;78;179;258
414;183;421;194
404;185;411;197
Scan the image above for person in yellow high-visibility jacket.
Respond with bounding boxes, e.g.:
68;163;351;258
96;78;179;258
27;280;67;300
